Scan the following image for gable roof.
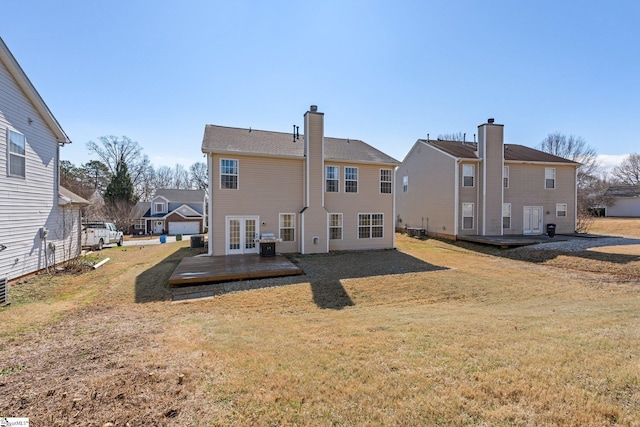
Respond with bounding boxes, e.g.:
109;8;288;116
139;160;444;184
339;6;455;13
422;139;580;165
0;37;71;145
58;186;90;205
154;189;206;203
604;185;640;198
202;125;400;166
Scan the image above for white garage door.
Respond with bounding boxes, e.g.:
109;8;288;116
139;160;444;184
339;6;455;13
168;222;200;235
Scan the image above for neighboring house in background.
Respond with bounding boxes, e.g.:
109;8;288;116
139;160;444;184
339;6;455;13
0;37;88;282
604;185;640;217
396;119;580;239
201;105;401;256
128;189;207;235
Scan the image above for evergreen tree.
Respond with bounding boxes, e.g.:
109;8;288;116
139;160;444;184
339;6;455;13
104;159;137;206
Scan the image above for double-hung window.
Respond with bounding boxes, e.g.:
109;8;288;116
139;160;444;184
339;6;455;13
134;220;145;230
402;176;408;193
462;203;474;230
503;166;509;188
463;164;475;187
503;203;511;229
279;213;295;241
545;168;556;189
326;166;339;192
358;213;383;239
154;202;165;214
556;203;567;217
8;129;26;178
380;169;392;194
345;167;358;193
329;213;343;240
220;159;239;189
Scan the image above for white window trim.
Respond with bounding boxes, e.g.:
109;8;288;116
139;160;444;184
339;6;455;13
279;213;296;242
380;168;392;194
325;165;340;193
358;213;384;239
545;167;556;190
462;164;475;187
220;158;239;190
503;203;512;229
503;166;509;189
403;176;408;193
7;129;26;178
329;213;343;240
154;202;165;214
345;166;359;194
556;203;568;217
134;220;146;230
462;202;474;230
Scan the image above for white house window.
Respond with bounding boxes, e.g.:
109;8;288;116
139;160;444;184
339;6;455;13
380;169;392;194
556;203;567;217
463;164;475;187
545;168;556;189
345;167;358;193
326;165;339;192
329;213;343;240
134;220;145;230
462;203;474;230
503;166;509;188
403;176;408;193
154;202;165;213
8;129;26;178
221;159;239;189
358;213;383;239
503;203;511;229
279;213;295;241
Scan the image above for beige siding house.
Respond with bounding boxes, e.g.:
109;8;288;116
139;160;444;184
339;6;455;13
0;37;88;283
201;105;400;255
396;119;580;239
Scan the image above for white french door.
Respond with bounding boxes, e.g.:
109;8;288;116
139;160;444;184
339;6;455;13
523;206;543;235
226;216;259;255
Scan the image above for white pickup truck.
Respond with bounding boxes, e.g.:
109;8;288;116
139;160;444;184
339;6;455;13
81;222;124;250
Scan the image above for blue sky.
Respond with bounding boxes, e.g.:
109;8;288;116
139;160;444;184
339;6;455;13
2;1;638;172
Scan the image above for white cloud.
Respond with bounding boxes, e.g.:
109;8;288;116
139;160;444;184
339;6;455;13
597;154;628;173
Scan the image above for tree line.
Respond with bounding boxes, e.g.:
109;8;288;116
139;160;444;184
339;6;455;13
61;135;208;201
61;135;208;231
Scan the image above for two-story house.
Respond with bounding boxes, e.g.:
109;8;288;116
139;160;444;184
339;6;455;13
396;119;579;239
129;189;207;235
1;37;88;283
201;105;400;255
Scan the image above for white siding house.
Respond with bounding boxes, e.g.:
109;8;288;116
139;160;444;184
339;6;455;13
0;37;87;283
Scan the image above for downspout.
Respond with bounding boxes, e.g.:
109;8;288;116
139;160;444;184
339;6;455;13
392;166;397;248
574;166;579;232
207;153;214;256
454;159;460;237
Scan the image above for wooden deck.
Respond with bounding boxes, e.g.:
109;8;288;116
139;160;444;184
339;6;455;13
456;234;569;248
169;254;304;287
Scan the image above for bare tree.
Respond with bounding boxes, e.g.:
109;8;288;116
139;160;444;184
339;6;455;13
86;136;149;194
611;153;640;185
190;162;208;191
103;199;139;232
437;132;467;142
155;165;174;189
539;133;599;188
136;163;157;202
174;163;190;189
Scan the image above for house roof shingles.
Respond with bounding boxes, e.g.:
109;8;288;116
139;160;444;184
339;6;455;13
423;139;580;165
154;189;206;203
604;185;640;198
202;125;400;166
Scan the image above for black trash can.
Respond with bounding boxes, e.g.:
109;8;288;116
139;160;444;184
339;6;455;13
190;235;204;248
546;223;556;238
260;242;276;257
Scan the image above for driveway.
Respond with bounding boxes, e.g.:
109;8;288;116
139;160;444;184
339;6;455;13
124;235;194;246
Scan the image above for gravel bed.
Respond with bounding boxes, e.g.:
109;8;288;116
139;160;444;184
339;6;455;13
514;236;640;252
